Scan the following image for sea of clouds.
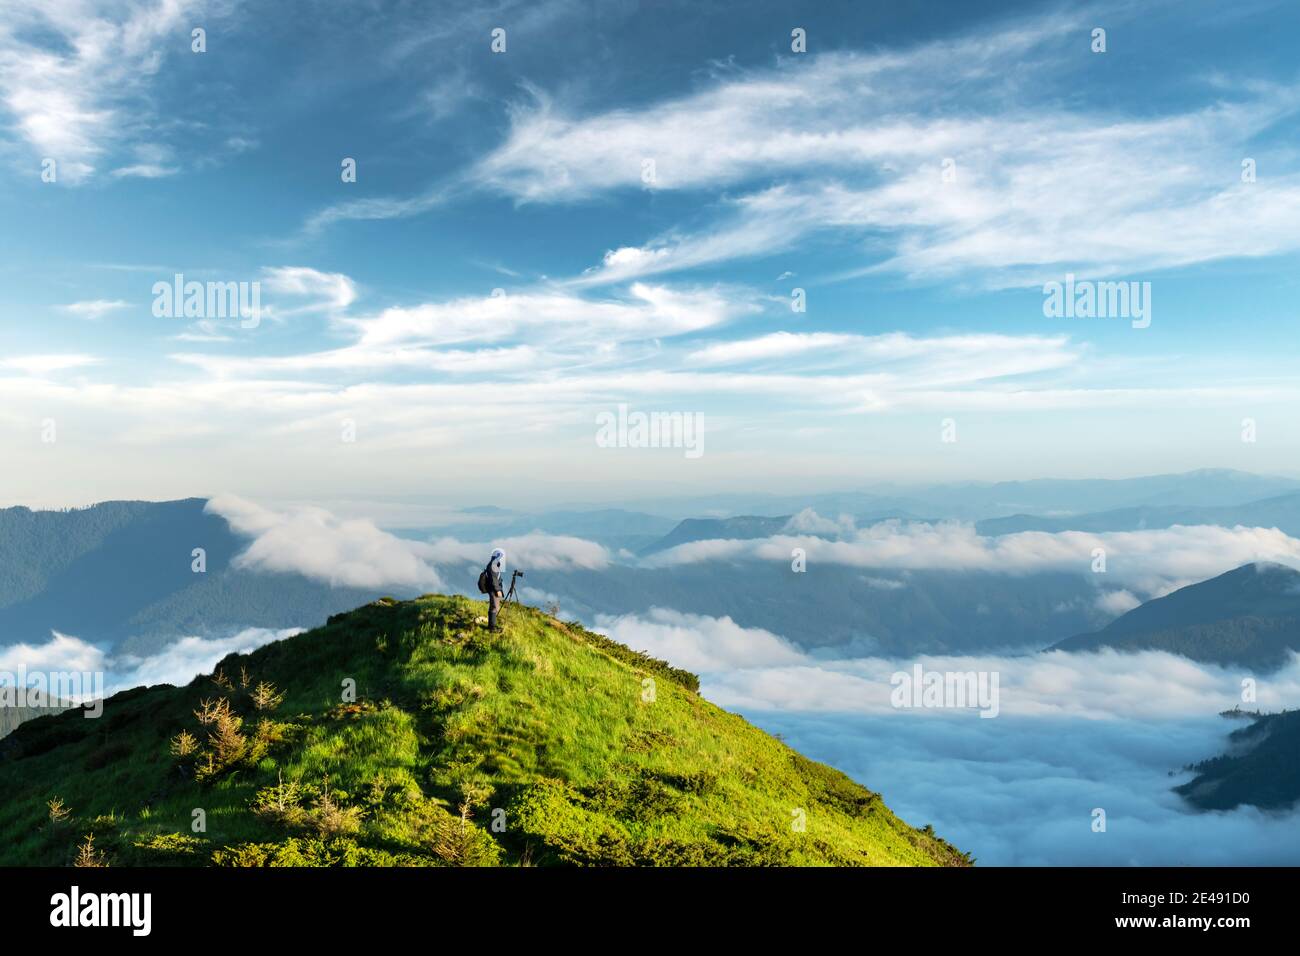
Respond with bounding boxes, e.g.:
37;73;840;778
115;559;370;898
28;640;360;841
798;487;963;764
10;496;1297;864
596;608;1300;865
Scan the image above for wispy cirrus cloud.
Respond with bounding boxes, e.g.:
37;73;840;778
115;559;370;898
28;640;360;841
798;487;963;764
58;299;130;320
170;279;758;376
471;14;1300;288
685;331;1077;377
348;282;756;350
0;354;101;374
0;0;214;183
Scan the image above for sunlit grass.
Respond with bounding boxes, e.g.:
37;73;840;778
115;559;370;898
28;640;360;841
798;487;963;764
0;595;969;867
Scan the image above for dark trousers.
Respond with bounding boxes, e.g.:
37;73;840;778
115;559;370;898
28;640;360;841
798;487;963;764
488;591;502;629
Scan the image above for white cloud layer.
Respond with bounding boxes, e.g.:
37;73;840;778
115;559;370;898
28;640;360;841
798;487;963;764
207;496;612;591
0;625;300;699
642;516;1300;598
210;494;447;591
595;607;805;673
589;607;1300;864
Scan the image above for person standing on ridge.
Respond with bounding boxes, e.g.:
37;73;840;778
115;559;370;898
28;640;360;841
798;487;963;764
479;548;505;631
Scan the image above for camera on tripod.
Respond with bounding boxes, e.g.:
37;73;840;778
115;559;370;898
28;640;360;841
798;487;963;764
505;569;524;603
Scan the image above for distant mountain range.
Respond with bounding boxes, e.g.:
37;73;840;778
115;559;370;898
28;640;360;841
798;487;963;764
4;469;1300;674
901;468;1300;517
547;563;1101;654
1052;563;1300;669
393;507;678;554
638;515;794;555
601;468;1300;522
0;497;1107;663
0;498;379;655
977;491;1300;537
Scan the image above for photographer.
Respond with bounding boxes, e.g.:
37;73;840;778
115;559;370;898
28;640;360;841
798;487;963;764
480;548;505;631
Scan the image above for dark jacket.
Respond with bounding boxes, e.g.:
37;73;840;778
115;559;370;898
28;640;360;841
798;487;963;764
485;562;503;595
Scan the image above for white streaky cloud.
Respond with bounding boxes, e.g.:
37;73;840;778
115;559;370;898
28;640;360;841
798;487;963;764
0;354;100;374
686;331;1078;381
208;494;445;591
0;0;207;183
166;270;752;375
196;265;358;330
260;266;358;317
595;607;806;673
427;532;611;572
599;246;672;272
569;193;804;286
642;518;1300;598
474;19;1074;200
574;135;1300;290
349;282;757;349
687;332;866;366
171;344;546;376
471;9;1300;287
303;186;451;234
5;356;1300;501
110;163;177;178
58;299;130;319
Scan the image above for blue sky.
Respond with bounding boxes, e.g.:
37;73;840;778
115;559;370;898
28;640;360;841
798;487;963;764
2;0;1299;509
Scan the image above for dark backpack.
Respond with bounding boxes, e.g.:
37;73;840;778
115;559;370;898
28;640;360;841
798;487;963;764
476;565;491;594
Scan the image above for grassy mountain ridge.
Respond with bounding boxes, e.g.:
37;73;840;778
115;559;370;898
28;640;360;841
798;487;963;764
0;595;967;867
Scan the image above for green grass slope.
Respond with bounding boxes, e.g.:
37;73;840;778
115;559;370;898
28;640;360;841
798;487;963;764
0;595;968;867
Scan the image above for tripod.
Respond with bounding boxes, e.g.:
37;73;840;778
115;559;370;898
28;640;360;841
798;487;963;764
504;569;524;605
